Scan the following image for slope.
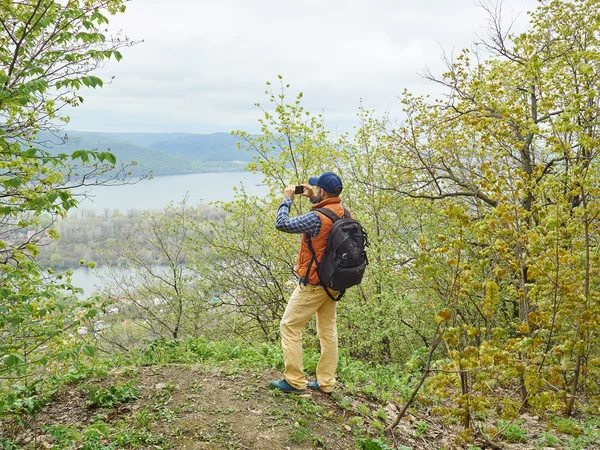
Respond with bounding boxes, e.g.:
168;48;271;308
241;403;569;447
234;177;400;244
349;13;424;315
57;131;253;163
32;131;249;176
5;339;593;450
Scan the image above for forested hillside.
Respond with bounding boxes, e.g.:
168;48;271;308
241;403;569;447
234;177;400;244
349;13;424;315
34;131;252;176
35;206;225;269
115;132;253;162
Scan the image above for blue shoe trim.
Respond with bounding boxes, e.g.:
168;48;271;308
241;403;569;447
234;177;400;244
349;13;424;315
269;379;305;393
308;381;333;393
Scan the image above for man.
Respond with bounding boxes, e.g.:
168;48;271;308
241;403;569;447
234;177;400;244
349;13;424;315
270;171;347;394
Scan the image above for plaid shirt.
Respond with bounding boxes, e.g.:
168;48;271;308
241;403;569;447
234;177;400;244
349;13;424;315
275;197;321;238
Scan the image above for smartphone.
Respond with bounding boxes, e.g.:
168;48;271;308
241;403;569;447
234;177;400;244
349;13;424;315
294;185;304;194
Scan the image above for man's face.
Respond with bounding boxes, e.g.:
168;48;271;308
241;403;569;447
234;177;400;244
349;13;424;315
315;186;323;202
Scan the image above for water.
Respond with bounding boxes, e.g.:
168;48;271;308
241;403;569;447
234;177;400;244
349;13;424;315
73;171;267;214
70;265;170;298
67;171;269;296
70;266;115;296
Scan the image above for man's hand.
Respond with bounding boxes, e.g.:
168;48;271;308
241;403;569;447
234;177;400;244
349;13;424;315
284;185;296;199
299;184;315;199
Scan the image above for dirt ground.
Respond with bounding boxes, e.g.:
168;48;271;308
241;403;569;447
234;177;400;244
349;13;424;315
18;363;596;449
28;364;376;449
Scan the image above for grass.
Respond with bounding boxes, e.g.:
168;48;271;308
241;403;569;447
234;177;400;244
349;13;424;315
534;432;563;448
415;420;429;438
5;336;597;450
151;389;178;423
357;437;403;450
194;418;238;449
495;417;600;449
106;336;415;405
498;419;527;443
85;381;138;409
1;335;397;448
561;417;600;450
103;337;600;449
289;423;324;447
552;416;583;437
42;417;172;450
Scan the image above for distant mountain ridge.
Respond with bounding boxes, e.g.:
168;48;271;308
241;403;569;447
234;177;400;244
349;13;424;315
34;131;255;176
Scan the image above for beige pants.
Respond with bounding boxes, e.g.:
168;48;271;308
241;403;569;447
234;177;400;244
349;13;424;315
280;283;338;392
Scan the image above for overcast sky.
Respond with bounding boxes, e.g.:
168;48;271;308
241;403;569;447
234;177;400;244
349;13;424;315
66;0;539;135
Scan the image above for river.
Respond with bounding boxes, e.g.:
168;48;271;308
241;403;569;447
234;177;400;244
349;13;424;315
72;171;267;214
70;266;119;297
68;171;269;295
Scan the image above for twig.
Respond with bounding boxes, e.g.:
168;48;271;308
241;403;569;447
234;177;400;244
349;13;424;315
385;322;444;432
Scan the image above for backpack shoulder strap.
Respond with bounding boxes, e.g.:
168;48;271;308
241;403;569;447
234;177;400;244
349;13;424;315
315;207;345;224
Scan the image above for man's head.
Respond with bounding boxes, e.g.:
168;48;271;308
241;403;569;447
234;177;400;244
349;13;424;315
309;172;343;202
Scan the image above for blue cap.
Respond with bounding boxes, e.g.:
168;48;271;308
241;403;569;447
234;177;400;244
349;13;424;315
308;172;343;193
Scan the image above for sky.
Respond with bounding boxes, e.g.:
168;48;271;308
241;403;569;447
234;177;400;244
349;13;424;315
66;0;539;135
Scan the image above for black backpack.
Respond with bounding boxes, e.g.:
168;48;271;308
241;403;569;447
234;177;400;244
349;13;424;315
305;207;369;301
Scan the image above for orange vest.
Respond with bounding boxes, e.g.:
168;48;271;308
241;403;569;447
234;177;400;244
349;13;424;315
296;197;346;285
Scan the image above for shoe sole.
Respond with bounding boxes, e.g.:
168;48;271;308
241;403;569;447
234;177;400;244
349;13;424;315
307;386;331;394
269;385;305;394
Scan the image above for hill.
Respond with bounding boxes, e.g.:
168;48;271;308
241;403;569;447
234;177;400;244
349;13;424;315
100;132;253;163
61;131;254;163
5;339;598;450
11;341;439;450
32;131;253;176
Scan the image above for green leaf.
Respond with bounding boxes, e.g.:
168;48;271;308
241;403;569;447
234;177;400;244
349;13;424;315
57;350;72;361
72;149;90;162
3;353;24;367
6;178;22;188
81;76;103;89
82;344;96;357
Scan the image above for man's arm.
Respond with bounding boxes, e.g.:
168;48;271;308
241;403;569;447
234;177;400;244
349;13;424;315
275;197;321;237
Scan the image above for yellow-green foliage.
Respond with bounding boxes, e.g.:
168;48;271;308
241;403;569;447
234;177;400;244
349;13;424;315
372;0;600;426
203;0;600;433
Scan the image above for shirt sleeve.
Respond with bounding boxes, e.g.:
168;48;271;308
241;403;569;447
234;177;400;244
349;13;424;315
275;197;321;237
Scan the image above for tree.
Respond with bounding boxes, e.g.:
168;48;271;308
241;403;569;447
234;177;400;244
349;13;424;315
187;188;297;342
193;82;442;365
372;0;600;435
97;202;217;348
335;107;442;363
0;0;134;421
187;80;341;342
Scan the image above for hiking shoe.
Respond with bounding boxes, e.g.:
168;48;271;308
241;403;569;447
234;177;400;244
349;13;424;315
308;381;334;393
307;381;321;390
308;381;332;393
269;379;305;393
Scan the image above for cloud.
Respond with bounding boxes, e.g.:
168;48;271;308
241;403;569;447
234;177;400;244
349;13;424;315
66;0;539;134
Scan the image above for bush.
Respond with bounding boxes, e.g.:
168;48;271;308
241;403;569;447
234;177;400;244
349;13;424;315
498;419;527;443
85;381;138;409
